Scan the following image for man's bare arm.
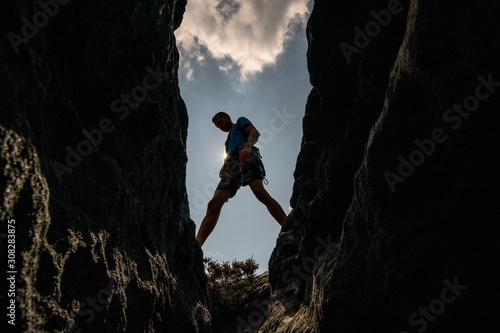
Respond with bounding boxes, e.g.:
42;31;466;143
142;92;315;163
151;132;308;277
244;125;260;148
240;124;260;163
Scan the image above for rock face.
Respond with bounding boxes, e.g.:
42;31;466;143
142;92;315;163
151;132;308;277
1;1;210;332
263;0;500;332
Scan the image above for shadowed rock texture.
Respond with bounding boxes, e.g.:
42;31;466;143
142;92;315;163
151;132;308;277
213;272;271;333
263;0;500;332
1;0;210;332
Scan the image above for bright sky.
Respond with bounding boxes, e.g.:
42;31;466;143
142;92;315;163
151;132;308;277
175;0;313;274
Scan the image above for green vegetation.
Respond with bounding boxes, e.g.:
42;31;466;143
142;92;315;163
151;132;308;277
203;256;259;314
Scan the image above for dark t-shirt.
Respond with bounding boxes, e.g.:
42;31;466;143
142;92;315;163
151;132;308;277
226;117;252;156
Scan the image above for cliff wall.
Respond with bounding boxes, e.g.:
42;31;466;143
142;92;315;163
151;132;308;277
0;1;210;332
263;0;500;332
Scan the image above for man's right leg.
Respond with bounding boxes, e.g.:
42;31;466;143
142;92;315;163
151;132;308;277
196;189;232;247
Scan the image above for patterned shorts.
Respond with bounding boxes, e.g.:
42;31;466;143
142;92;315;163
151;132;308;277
216;146;266;198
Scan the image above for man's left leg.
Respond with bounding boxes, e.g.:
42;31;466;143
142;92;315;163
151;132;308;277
248;179;286;226
196;189;232;247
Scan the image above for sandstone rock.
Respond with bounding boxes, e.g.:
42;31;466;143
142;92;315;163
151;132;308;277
0;1;210;332
264;0;500;332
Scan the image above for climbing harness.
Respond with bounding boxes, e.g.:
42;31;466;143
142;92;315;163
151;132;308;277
222;146;268;185
253;147;268;185
223;158;242;188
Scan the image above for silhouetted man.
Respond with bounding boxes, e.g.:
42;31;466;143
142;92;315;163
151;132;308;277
195;112;286;247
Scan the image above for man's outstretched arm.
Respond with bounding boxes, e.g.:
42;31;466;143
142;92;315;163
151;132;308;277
240;124;260;163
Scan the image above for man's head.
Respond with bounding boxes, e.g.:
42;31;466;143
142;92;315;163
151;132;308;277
212;112;233;132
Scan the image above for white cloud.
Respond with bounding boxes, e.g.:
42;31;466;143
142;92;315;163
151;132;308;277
175;0;311;80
